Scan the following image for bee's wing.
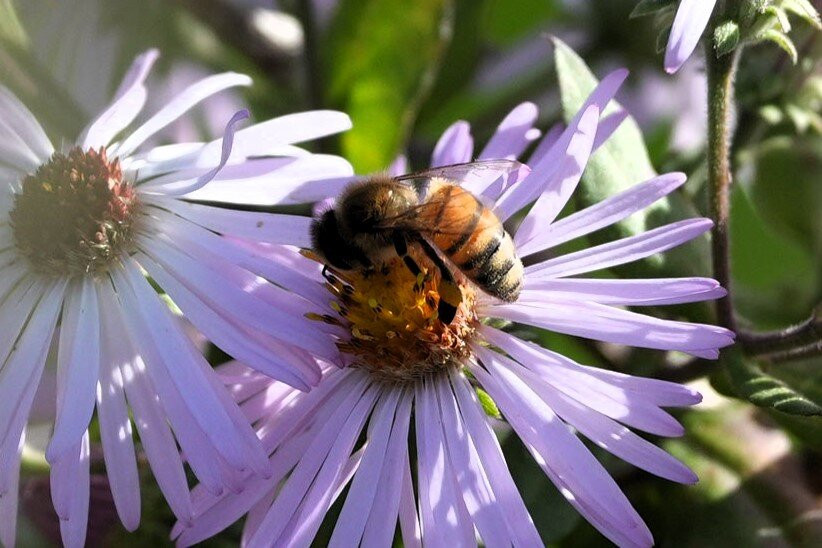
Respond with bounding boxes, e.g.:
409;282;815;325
375;194;489;238
394;159;525;198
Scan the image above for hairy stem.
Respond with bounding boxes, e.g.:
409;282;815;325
705;44;740;332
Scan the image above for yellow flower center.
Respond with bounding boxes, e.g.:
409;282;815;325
308;248;478;384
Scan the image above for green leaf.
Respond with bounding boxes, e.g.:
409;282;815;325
485;0;560;45
782;0;821;29
764;5;792;32
0;0;28;49
553;39;710;279
758;104;785;125
714;20;741;57
738;136;822;257
324;0;454;172
630;0;676;19
729;183;817;326
758;28;798;63
475;387;501;419
725;348;822;416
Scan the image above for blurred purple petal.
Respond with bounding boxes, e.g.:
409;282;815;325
528;122;563;166
50;433;90;548
665;0;718;74
120;358;193;522
431;121;474;167
479;102;540;160
0;86;53;165
79;49;159;149
0;281;67;462
593;109;628;150
135;234;335;363
151;110;352;173
111;261;264;474
388;154;408;177
136;252;312;390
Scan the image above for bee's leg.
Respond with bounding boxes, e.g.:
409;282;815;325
391;232;423;283
413;236;461;324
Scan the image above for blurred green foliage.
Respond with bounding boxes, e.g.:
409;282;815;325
323;0;453;172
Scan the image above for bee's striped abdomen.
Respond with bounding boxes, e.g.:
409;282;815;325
425;182;523;302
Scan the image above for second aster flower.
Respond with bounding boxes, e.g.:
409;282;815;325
174;70;734;547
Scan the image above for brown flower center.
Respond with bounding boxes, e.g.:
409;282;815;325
10;147;139;276
309;248;478;384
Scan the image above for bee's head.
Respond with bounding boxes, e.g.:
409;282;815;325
311;209;365;271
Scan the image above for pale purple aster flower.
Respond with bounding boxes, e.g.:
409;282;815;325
0;50;352;547
174;70;734;547
664;0;718;74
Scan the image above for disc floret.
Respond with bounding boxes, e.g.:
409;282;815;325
313;250;478;384
10;147;139;276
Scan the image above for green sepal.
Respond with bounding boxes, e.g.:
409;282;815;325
713;20;741;57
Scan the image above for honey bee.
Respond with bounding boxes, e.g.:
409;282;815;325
310;160;524;324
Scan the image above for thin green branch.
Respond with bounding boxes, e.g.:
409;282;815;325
764;340;822;364
740;307;822;356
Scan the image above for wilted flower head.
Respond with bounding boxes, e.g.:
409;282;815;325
665;0;718;73
0;50;352;546
174;69;734;547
